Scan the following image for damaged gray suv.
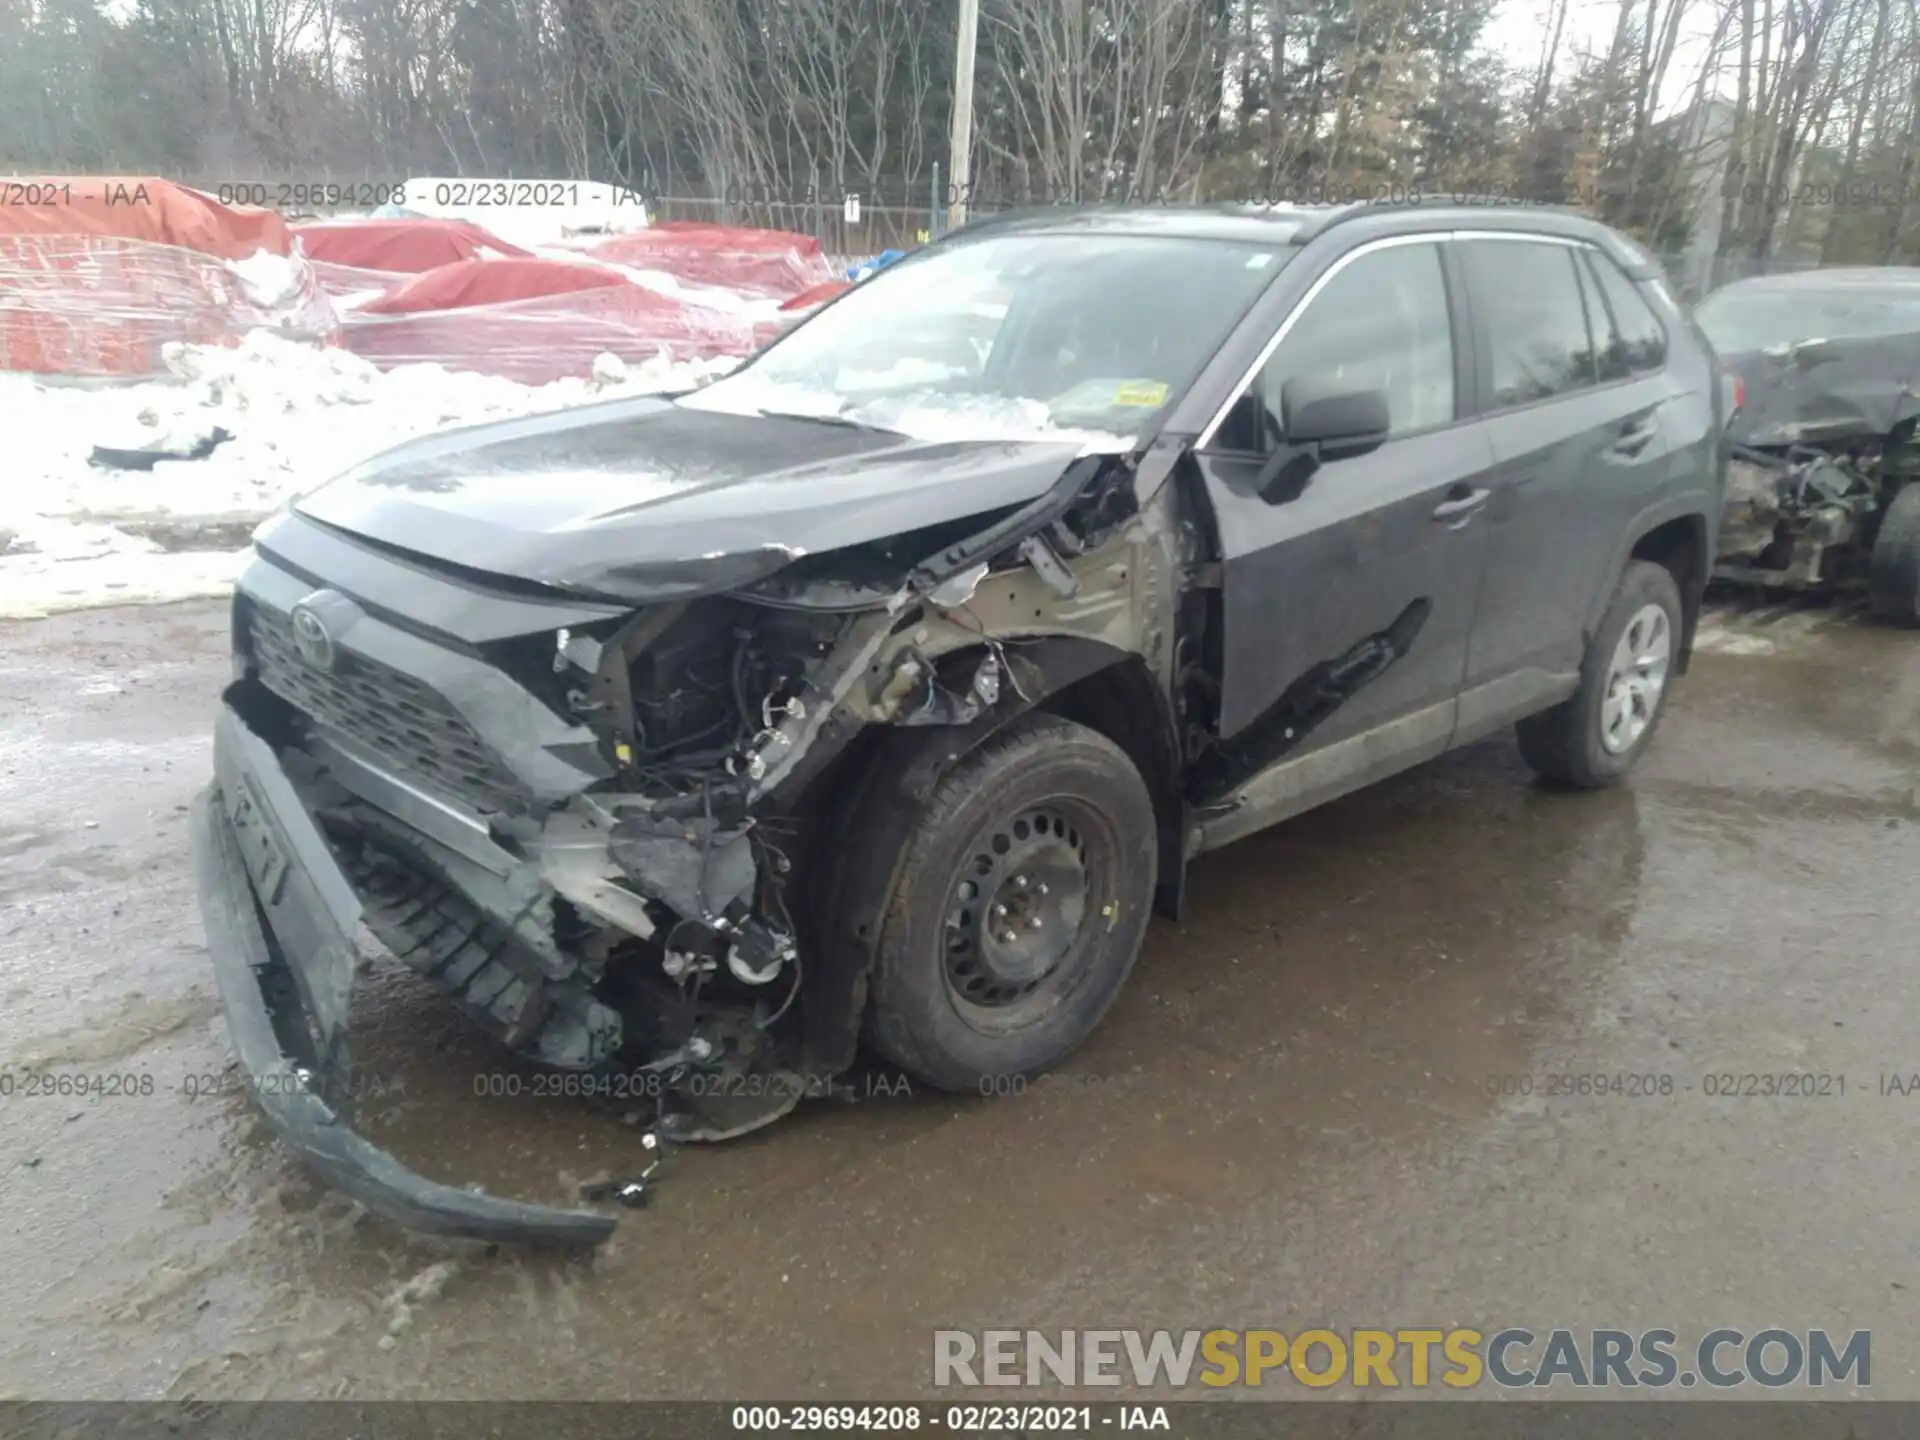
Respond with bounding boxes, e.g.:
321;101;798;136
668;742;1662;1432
193;202;1725;1244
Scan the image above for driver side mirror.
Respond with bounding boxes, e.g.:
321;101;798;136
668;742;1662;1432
1281;377;1391;458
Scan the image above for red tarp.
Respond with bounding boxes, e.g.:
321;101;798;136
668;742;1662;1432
293;214;533;299
294;216;533;297
304;260;411;300
585;222;836;298
0;177;337;377
780;278;852;311
294;216;531;273
0;177;296;257
337;256;759;383
356;256;628;314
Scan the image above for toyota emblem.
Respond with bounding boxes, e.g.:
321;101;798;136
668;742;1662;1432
290;601;336;672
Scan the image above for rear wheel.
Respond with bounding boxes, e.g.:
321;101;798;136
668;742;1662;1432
860;714;1158;1092
1869;483;1920;624
1517;560;1683;788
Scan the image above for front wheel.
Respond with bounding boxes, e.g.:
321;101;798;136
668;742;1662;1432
1517;559;1683;788
860;714;1158;1092
1869;483;1920;624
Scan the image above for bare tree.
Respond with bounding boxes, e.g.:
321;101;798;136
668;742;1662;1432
980;0;1214;203
3;0;1920;278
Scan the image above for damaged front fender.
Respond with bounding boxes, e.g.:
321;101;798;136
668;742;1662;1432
201;436;1190;1236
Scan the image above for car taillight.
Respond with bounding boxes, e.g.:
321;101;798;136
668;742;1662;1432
1731;375;1746;413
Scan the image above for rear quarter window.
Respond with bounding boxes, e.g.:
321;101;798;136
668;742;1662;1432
1583;251;1668;374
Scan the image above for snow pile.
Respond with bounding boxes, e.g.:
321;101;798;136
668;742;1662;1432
227;249;313;311
0;332;736;618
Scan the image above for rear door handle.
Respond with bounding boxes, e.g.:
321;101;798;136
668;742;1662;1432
1609;414;1660;458
1432;487;1491;526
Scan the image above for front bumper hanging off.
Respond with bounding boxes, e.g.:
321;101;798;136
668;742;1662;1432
191;702;618;1247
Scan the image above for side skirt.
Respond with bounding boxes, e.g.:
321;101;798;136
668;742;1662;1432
1189;700;1455;858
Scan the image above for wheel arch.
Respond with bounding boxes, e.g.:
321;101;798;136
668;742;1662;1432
1029;647;1187;921
1592;498;1712;674
1630;513;1710;673
794;636;1184;1077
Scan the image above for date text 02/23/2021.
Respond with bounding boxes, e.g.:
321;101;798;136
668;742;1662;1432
728;1406;1171;1433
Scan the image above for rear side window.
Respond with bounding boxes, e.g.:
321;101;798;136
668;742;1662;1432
1583;251;1668;374
1573;252;1620;381
1460;239;1600;407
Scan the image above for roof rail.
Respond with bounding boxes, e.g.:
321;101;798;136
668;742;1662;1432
1293;194;1589;242
952;198;1349;234
937;201;1104;237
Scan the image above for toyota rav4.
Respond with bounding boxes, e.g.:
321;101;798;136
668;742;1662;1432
192;201;1725;1244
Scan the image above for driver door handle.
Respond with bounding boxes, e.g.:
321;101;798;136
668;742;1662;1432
1432;486;1491;526
1609;413;1660;459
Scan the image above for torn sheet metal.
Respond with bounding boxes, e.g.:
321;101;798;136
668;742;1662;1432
1723;333;1920;449
607;811;757;919
880;646;1005;727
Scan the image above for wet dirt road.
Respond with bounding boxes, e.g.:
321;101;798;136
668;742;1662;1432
1;595;1917;1401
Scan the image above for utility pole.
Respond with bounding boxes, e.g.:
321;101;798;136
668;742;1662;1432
948;0;981;230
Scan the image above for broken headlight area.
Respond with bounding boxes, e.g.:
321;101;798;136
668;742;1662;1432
226;602;851;1154
463;599;864;1143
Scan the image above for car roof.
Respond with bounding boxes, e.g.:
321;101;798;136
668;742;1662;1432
1708;266;1920;297
947;203;1341;245
950;200;1658;275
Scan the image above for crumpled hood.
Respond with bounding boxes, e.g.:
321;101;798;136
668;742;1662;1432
295;394;1096;599
1723;332;1920;448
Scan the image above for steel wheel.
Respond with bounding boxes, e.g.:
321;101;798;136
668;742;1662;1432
940;798;1110;1035
1599;602;1671;755
856;713;1158;1090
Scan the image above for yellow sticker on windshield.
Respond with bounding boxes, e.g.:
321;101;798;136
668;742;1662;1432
1114;380;1170;407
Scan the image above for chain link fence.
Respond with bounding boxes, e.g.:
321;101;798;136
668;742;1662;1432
644;197;939;264
646;195;1857;302
140;174;1883;305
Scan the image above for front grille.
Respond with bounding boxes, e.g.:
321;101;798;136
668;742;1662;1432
248;605;526;815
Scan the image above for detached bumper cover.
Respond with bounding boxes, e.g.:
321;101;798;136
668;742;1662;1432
191;702;616;1246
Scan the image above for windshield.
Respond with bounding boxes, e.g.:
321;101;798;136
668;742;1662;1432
1695;286;1920;352
677;231;1291;447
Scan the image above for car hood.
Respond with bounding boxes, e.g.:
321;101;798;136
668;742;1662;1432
1721;331;1920;448
294;395;1098;600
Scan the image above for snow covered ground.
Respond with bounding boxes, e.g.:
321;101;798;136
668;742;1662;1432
0;333;735;619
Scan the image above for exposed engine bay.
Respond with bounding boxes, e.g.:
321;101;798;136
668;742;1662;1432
1708;318;1920;608
1714;437;1918;589
228;447;1184;1167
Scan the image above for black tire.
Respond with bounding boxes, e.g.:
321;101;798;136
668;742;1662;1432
1516;559;1684;789
1869;483;1920;624
860;714;1158;1092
